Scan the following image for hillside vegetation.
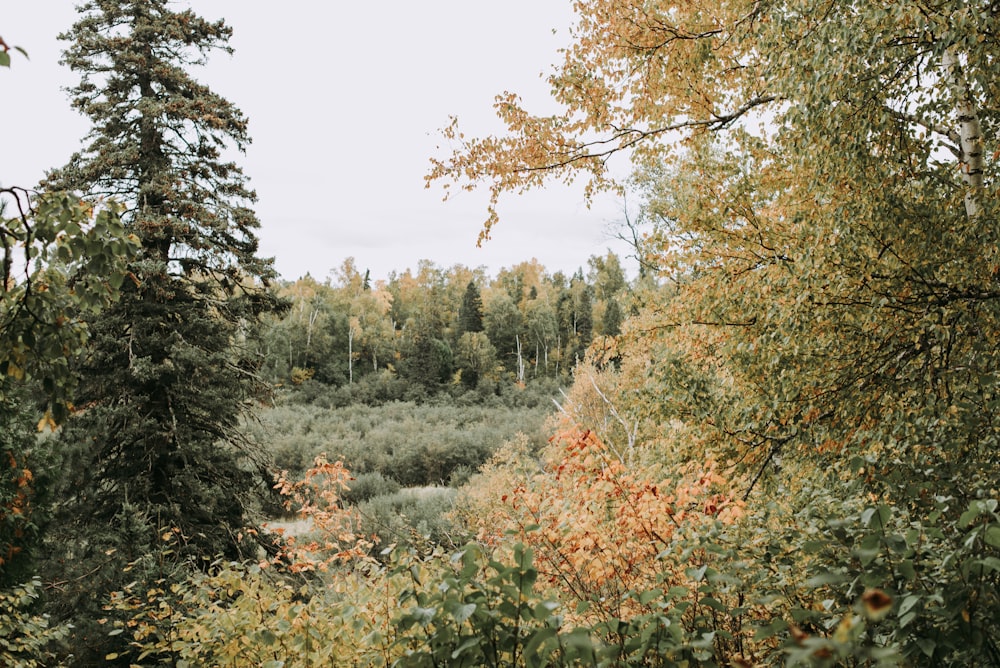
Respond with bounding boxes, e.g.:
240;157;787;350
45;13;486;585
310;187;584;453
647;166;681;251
2;0;999;666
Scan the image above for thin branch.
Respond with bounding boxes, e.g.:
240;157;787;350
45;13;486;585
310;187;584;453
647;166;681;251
514;95;782;175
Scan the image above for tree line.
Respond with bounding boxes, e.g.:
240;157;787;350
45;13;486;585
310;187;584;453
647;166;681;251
259;254;629;397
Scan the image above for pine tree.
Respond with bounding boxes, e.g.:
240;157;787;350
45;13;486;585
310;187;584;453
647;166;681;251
42;0;279;564
601;298;623;337
457;281;484;334
575;286;594;347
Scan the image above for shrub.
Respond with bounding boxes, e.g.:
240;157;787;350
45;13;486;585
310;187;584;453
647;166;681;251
341;471;401;505
0;578;70;667
358;487;460;554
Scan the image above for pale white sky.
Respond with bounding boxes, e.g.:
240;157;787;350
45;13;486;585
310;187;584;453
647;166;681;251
2;2;633;282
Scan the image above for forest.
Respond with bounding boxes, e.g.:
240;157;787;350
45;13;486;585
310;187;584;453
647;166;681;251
2;0;999;666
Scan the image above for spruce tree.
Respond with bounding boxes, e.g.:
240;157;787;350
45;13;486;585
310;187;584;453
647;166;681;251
42;0;278;565
601;298;623;337
457;280;484;334
575;287;594;346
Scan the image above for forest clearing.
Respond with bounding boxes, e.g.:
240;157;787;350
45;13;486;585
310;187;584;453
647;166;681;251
2;0;999;666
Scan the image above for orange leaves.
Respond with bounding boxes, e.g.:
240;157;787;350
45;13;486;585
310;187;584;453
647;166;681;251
268;454;374;573
495;425;744;618
426;0;776;239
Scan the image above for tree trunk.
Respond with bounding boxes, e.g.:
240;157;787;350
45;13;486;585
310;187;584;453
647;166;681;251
305;308;318;357
348;327;354;384
515;334;525;383
942;47;985;219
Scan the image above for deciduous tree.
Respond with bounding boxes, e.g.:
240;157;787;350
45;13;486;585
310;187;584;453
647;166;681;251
429;0;1000;662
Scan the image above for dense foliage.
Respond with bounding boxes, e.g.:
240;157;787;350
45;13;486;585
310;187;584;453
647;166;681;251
424;0;1000;663
254;393;550;484
6;1;282;661
40;0;279;560
4;0;1000;665
258;256;628;394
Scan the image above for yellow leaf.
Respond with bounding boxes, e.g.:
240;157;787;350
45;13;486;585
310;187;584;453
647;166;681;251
37;411;57;432
7;362;25;381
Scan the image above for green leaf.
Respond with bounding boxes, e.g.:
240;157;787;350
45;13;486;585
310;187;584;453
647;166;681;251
898;594;920;616
413;606;437;626
533;600;559;620
802;540;828;553
522;627;557;662
0;51;10;67
916;637;937;657
861;507;876;525
975;556;1000;573
451;602;476;624
450;636;480;659
985;525;1000;548
805;571;848;587
862;504;891;529
960;502;984;527
700;596;727;611
639;588;663;605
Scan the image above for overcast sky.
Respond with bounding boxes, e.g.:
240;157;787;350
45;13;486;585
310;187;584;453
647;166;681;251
2;2;633;283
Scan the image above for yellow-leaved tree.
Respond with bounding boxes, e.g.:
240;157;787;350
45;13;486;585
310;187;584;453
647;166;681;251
431;0;999;664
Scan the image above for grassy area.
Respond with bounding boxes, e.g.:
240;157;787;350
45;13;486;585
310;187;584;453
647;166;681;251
250;389;554;553
250;394;552;488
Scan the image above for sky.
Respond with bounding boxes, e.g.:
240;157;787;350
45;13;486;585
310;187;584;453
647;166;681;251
2;2;634;283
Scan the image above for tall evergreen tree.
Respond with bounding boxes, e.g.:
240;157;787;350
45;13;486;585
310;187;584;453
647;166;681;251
42;0;279;564
457;280;484;334
601;297;623;337
575;286;594;359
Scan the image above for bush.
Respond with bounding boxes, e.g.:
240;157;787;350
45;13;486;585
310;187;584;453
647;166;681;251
359;487;461;554
0;578;70;667
341;471;401;505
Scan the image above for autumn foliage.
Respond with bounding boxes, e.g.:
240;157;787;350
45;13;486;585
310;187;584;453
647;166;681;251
269;454;375;572
0;450;33;572
3;0;1000;664
499;427;742;599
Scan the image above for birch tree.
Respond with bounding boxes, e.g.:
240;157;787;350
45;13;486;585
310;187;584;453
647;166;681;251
429;1;999;661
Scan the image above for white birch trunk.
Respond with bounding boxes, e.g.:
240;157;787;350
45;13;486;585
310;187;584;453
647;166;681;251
348;327;354;384
515;333;525;383
942;47;985;219
306;308;318;355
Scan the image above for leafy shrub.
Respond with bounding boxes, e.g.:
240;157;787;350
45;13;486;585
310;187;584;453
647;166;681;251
359;487;460;554
106;560;399;667
768;483;1000;667
289;366;315;385
390;543;571;666
0;578;69;667
341;471;401;505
